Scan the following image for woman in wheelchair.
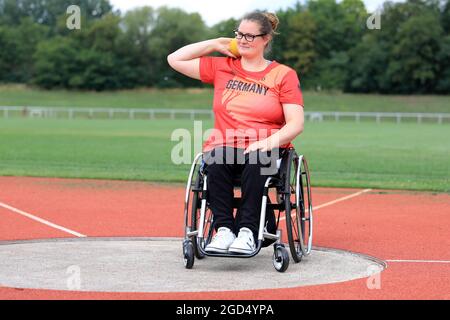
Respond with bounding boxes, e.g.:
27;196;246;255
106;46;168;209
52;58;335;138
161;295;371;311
168;11;311;271
202;146;286;254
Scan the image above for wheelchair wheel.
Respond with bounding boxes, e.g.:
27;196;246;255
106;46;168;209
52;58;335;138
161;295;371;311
284;150;313;263
190;174;214;259
297;155;313;256
183;240;194;269
185;154;204;259
273;245;289;272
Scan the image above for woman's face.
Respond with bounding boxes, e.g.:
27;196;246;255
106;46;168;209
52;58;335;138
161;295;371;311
235;20;270;59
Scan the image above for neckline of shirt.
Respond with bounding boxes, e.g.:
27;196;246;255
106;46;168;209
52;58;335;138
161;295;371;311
233;58;278;77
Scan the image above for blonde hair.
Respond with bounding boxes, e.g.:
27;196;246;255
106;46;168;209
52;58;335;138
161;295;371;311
241;11;280;37
262;12;280;35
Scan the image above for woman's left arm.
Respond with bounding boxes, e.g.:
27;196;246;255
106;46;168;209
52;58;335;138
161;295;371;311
244;104;304;154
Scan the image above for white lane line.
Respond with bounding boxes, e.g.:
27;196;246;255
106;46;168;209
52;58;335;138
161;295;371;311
280;188;372;221
386;260;450;264
0;201;87;238
312;188;373;211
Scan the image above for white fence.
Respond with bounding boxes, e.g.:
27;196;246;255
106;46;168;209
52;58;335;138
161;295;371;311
0;106;449;124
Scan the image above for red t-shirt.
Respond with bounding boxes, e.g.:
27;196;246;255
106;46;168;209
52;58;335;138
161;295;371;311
199;56;304;152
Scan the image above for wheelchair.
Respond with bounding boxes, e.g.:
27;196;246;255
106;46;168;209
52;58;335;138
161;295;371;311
182;148;313;272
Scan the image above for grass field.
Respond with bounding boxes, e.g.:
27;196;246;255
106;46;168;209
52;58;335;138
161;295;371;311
0;118;448;192
1;85;450;112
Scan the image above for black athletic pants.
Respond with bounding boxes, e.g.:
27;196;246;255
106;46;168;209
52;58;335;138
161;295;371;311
203;147;282;240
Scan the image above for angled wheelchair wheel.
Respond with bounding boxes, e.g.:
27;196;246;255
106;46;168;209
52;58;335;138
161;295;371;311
190;174;214;259
284;150;313;263
297;155;313;256
184;154;205;259
184;153;214;260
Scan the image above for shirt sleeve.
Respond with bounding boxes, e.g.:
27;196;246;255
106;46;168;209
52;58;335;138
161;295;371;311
279;69;304;107
199;56;220;84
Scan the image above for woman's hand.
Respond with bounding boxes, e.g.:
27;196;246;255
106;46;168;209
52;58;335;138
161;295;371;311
214;37;238;59
244;138;277;154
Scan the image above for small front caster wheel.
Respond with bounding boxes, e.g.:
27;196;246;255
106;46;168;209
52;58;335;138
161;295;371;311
273;246;289;272
183;240;195;269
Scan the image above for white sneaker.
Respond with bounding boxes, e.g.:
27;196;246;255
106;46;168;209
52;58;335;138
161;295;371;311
228;227;256;254
205;227;236;253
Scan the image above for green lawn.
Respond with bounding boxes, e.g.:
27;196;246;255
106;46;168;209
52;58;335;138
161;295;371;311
0;118;448;192
1;85;450;112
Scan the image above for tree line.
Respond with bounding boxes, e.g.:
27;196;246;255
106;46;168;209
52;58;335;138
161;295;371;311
0;0;449;93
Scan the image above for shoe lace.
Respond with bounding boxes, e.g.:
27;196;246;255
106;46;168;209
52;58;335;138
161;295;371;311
212;228;229;241
238;229;254;242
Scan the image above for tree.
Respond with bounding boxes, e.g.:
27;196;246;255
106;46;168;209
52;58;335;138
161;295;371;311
386;12;443;93
442;0;450;33
0;0;112;27
149;6;209;87
435;35;450;92
208;18;239;39
307;0;346;59
344;33;388;92
283;11;317;75
118;6;157;86
345;0;447;93
302;0;367;89
0;18;48;83
32;37;80;88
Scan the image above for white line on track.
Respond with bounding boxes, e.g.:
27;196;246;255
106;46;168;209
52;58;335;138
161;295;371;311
386;260;450;264
0;188;372;238
0;201;87;238
311;188;372;211
280;188;372;221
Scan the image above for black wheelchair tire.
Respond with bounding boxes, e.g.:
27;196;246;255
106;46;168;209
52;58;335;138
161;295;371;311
183;240;195;269
273;245;289;272
284;150;304;263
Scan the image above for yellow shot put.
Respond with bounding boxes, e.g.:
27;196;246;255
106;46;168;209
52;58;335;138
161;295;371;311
229;38;241;58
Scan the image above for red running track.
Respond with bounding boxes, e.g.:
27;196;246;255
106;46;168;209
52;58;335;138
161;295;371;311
0;176;449;299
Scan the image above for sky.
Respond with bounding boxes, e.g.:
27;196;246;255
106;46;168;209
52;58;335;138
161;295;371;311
109;0;401;26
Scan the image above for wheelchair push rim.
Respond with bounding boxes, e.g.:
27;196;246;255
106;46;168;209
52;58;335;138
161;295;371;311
284;150;313;262
190;175;214;259
184;153;212;259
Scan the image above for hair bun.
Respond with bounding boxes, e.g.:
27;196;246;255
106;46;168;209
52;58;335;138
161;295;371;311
263;12;280;33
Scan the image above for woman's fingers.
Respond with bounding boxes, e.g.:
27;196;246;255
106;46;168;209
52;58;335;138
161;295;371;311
244;142;262;154
218;48;237;59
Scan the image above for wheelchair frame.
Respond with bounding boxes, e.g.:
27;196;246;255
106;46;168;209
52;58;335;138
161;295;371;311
183;148;313;272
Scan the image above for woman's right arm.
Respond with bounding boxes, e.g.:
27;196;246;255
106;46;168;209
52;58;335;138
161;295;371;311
167;38;236;80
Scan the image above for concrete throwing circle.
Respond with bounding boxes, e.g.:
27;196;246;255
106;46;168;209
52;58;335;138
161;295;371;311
0;238;385;293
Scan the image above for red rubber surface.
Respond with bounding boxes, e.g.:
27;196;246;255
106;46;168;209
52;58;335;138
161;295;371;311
1;176;449;299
